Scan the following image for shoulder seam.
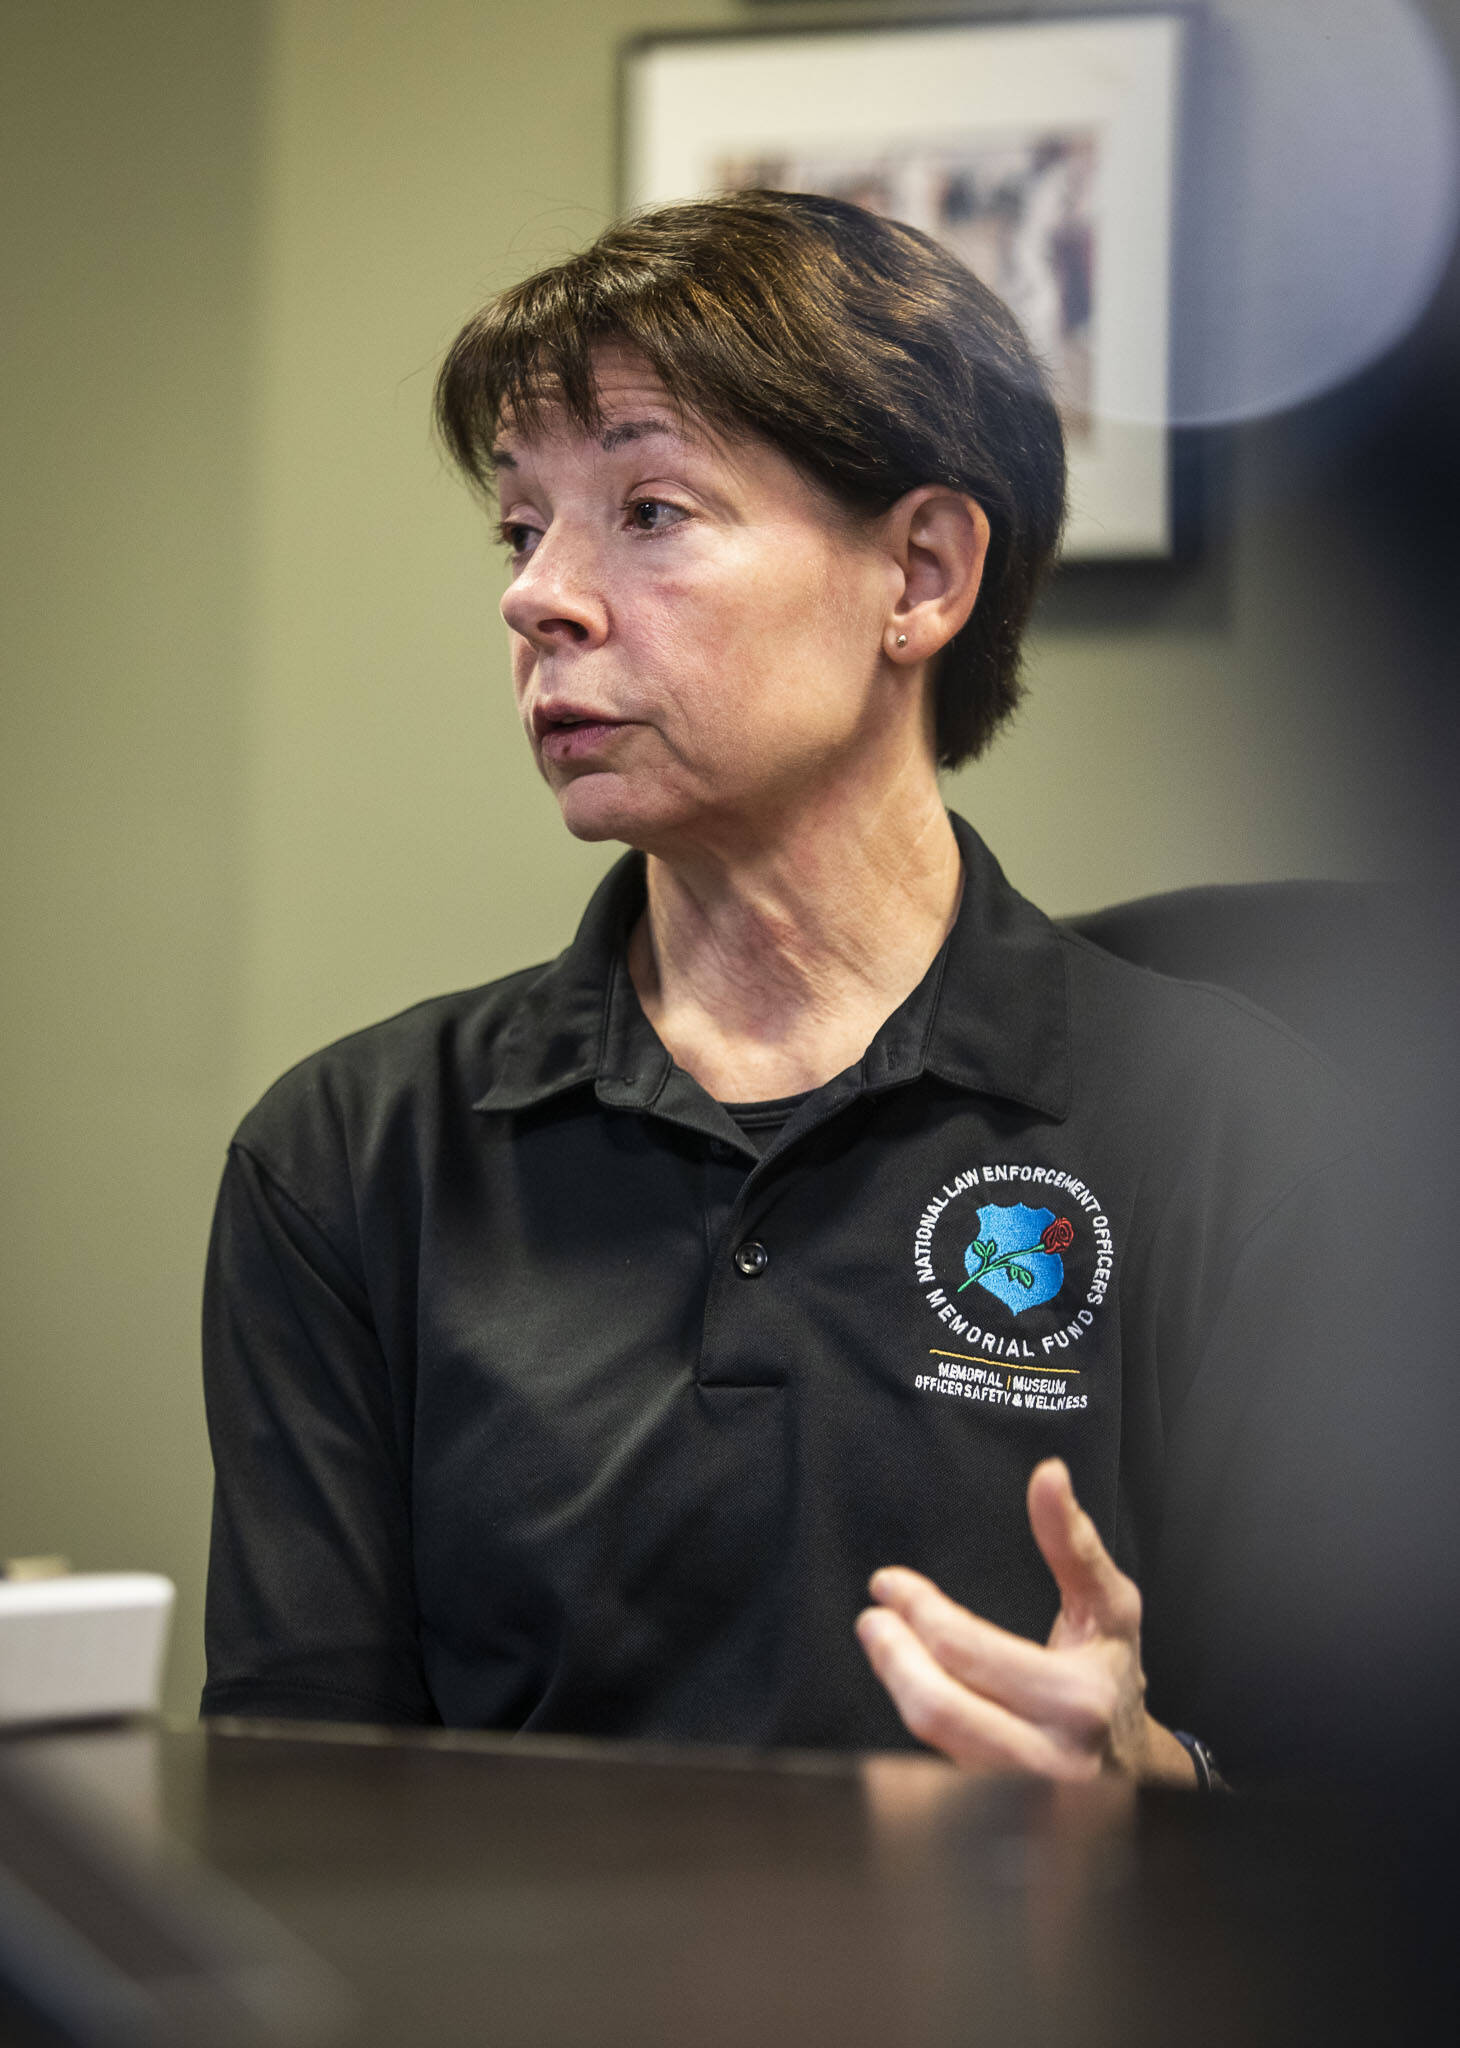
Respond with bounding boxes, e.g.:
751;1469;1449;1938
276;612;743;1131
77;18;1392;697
251;962;557;1094
229;1137;362;1281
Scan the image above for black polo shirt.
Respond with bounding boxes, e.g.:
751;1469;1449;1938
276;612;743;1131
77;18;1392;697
201;815;1363;1764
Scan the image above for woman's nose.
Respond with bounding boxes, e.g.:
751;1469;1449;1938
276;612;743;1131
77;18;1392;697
499;530;608;651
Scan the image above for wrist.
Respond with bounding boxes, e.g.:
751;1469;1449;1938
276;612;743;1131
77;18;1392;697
1142;1713;1203;1788
1170;1728;1228;1793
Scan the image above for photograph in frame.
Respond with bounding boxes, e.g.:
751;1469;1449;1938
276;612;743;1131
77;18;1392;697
622;15;1184;560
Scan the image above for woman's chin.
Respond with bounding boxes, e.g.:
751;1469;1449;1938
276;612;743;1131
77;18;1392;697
552;772;675;848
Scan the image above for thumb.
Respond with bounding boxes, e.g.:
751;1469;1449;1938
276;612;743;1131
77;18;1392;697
1027;1459;1140;1640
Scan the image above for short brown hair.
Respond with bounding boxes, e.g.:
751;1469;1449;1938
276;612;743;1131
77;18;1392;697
435;189;1066;767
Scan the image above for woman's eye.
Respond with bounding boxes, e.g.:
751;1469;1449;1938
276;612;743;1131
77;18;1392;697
627;498;688;534
496;521;540;559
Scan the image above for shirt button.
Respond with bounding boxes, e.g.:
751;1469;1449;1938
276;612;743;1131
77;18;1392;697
734;1240;769;1278
709;1138;738;1163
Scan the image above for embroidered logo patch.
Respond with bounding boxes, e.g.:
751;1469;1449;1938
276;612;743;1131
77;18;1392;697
910;1164;1116;1413
962;1203;1072;1314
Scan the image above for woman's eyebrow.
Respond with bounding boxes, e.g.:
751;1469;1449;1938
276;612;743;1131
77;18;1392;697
597;416;686;453
488;416;691;471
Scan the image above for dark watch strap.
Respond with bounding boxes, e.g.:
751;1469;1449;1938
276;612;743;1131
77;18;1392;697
1172;1730;1229;1793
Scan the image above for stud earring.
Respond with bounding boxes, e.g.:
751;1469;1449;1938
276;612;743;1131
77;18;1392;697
895;633;908;649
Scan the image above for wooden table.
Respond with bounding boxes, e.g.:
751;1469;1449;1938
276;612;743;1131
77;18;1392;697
1;1718;1448;2048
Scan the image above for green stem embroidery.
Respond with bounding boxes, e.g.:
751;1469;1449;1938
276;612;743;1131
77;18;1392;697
957;1238;1040;1293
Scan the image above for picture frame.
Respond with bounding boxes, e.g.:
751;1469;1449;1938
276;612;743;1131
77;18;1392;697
621;13;1184;560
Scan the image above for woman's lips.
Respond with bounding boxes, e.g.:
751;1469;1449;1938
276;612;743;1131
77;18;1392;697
538;718;627;765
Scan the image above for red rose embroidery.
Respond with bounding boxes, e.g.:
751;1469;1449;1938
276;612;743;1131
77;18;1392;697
1041;1216;1075;1254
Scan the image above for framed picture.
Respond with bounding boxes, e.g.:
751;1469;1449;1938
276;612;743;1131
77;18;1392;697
622;14;1184;560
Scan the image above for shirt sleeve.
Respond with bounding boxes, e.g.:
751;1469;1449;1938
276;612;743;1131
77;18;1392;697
1141;1147;1393;1781
200;1141;437;1725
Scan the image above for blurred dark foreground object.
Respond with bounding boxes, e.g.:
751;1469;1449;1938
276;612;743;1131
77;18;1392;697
1063;879;1397;1079
4;1718;1456;2048
1064;875;1460;1167
0;1740;347;2048
1067;877;1460;1788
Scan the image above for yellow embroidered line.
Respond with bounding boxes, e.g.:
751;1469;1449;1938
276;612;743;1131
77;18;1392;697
929;1349;1080;1376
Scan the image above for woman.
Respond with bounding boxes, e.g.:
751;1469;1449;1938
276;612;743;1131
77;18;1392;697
202;192;1352;1785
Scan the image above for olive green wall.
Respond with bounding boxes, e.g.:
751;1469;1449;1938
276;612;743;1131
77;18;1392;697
0;0;266;1715
0;0;1442;1715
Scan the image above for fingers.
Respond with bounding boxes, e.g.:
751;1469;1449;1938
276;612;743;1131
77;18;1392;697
1026;1459;1141;1641
863;1565;1120;1738
859;1470;1150;1780
855;1603;1099;1780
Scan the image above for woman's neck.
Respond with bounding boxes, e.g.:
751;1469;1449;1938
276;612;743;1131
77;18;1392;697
626;777;962;1103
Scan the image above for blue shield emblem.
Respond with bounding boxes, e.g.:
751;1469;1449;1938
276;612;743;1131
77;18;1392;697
960;1202;1066;1315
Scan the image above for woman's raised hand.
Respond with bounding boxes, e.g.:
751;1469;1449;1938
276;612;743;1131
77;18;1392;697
855;1459;1197;1785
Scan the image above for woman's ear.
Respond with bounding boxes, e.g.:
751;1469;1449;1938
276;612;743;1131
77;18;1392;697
881;487;990;666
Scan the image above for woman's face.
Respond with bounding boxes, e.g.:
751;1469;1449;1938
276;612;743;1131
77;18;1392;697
493;350;909;855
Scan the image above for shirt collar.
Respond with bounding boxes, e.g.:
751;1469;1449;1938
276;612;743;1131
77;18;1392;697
471;811;1070;1123
918;811;1071;1119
